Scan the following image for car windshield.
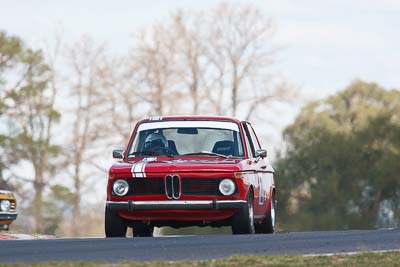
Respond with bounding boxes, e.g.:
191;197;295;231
127;121;245;158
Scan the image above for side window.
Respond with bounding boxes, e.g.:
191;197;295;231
242;122;255;158
233;131;245;157
248;124;261;150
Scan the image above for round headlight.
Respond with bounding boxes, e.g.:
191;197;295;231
0;200;11;212
219;179;236;196
112;179;129;196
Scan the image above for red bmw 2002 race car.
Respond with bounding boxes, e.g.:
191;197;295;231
105;116;276;237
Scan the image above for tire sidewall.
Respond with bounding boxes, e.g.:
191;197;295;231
255;191;275;234
232;190;255;234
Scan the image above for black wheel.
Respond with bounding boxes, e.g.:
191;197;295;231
255;192;276;234
232;190;255;235
132;223;154;237
0;224;9;231
105;206;127;237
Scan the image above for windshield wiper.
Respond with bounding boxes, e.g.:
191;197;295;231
181;151;228;158
128;151;157;157
127;151;175;158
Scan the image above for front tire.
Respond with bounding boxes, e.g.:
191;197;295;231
255;192;276;234
232;190;255;234
105;206;127;237
0;224;9;231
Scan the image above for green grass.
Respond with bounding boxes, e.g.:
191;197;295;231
2;251;400;267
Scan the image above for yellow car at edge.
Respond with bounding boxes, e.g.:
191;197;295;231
0;190;17;231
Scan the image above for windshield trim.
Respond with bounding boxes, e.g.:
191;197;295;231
137;120;240;132
125;122;244;159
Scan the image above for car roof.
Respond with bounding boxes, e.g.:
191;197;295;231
139;115;243;124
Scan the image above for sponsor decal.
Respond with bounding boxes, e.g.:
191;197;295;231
131;157;157;178
258;174;266;205
149;116;163;121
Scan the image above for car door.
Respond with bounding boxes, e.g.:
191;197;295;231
242;122;272;216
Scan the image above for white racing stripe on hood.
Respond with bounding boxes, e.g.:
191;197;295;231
131;157;157;178
133;161;145;177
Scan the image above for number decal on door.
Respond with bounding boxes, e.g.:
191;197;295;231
258;174;265;205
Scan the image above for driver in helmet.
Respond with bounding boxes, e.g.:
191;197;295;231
144;132;168;154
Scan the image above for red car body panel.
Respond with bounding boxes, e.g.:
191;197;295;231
106;116;275;226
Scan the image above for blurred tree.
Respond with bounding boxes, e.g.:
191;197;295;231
276;80;400;231
102;56;142;143
131;23;182;116
41;185;75;235
0;32;22;72
0;31;61;233
128;3;295;118
63;36;111;236
204;4;285;117
172;12;205;115
0;32;23;189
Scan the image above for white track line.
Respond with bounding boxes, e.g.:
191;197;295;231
305;249;400;257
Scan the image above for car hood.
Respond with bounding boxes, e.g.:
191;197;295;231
0;190;15;199
110;157;245;175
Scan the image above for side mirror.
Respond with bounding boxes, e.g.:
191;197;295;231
113;149;124;159
255;149;267;158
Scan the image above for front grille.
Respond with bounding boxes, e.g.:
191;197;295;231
126;178;164;195
165;174;181;199
165;175;173;198
10;201;16;212
172;175;180;199
182;178;230;196
119;177;236;197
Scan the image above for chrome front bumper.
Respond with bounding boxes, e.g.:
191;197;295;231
0;212;17;221
106;200;246;211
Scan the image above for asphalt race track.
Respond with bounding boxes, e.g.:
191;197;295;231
1;229;400;263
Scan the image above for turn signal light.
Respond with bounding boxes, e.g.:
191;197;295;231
233;171;254;179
